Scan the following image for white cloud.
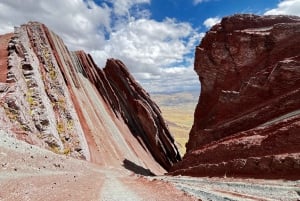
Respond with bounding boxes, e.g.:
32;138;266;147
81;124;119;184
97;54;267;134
140;66;200;93
0;0;111;51
0;0;202;93
193;0;211;5
91;17;203;93
93;18;197;67
106;0;150;16
203;17;221;29
264;0;300;16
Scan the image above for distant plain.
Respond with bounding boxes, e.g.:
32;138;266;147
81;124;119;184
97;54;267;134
152;91;199;155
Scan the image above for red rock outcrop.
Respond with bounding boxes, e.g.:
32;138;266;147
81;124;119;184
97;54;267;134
170;14;300;179
73;52;181;170
0;33;13;82
0;22;180;174
103;59;181;170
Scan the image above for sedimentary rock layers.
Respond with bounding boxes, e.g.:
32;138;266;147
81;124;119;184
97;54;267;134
0;23;90;159
103;59;181;170
170;14;300;179
0;22;180;172
72;52;181;170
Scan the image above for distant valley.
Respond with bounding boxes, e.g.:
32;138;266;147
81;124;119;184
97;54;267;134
152;90;199;155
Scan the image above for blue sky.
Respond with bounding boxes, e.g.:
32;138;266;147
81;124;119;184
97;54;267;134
149;0;278;26
0;0;299;93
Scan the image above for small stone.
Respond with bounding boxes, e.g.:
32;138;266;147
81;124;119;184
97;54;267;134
53;163;61;168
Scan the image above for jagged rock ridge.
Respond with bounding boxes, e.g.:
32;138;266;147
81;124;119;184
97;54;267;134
170;14;300;179
0;22;180;173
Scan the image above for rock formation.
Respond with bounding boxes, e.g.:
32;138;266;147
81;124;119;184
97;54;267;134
0;22;180;173
170;14;300;179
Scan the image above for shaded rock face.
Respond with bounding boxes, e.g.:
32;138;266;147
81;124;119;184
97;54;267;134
103;59;181;169
170;14;300;179
74;53;181;170
0;22;180;172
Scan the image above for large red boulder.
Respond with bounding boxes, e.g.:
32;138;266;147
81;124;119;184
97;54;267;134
169;14;300;179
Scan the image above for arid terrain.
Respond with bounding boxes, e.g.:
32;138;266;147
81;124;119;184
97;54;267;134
0;131;195;201
1;14;300;201
152;91;199;155
1;132;300;201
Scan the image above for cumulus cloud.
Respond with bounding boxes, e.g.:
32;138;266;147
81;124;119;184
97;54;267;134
264;0;300;16
0;0;202;93
193;0;211;5
203;17;221;29
91;18;203;92
141;66;200;93
0;0;111;51
93;18;199;68
133;63;200;93
106;0;150;16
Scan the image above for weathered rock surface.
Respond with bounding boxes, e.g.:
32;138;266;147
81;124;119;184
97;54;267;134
73;52;181;170
103;59;181;169
0;22;180;173
170;14;300;179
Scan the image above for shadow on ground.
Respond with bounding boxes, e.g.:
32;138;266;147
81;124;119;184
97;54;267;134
123;159;155;176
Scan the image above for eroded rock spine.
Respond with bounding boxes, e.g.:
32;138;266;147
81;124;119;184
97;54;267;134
0;22;180;172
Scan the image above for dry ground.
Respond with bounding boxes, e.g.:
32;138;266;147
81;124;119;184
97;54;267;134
0;131;196;201
152;91;198;155
1;128;299;201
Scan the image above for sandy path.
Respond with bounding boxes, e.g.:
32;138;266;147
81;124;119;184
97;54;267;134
100;169;141;201
1;131;299;201
160;175;300;201
0;132;196;201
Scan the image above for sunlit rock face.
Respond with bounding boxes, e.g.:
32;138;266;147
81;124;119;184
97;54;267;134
170;14;300;179
0;22;180;173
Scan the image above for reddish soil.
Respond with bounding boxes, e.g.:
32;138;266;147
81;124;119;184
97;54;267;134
0;134;196;201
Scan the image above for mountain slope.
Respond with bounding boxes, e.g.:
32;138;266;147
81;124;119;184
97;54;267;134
1;17;300;201
0;22;180;174
170;14;300;179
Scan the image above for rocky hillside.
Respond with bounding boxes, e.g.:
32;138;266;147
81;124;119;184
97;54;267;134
0;22;180;174
170;14;300;179
1;16;300;201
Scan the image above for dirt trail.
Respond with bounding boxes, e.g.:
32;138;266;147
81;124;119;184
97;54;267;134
101;174;141;201
1;131;300;200
0;132;195;201
160;176;300;201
